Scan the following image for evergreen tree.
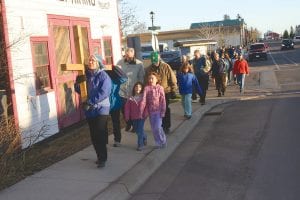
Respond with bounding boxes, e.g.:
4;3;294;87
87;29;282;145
283;30;289;38
289;26;295;39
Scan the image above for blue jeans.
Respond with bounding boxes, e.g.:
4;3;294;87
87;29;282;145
132;119;146;147
236;74;246;92
181;94;192;116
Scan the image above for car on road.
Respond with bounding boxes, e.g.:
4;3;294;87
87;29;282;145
281;39;294;50
160;50;182;71
248;43;268;62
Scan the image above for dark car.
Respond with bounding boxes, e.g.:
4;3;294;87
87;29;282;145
248;43;268;62
160;50;182;71
281;39;294;50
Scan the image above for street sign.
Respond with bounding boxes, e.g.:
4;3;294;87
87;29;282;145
148;26;161;31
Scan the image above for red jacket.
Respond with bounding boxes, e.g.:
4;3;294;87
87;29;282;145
233;59;249;75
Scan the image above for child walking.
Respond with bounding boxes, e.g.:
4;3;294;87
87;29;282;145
124;82;147;151
177;62;203;119
140;72;167;148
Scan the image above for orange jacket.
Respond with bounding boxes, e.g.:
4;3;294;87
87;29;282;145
233;59;249;75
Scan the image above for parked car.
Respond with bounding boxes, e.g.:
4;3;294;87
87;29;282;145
160;50;182;71
141;43;169;59
281;39;294;50
248;43;268;62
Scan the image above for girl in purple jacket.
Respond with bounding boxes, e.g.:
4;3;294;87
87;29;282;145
124;82;146;151
141;72;167;149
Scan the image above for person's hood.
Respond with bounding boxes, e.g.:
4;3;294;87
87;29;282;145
91;54;105;70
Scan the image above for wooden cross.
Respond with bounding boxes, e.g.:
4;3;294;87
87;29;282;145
61;25;87;102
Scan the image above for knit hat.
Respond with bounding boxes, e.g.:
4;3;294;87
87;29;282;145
150;51;159;64
91;54;105;69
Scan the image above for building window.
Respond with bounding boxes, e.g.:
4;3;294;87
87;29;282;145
31;38;52;94
103;37;113;65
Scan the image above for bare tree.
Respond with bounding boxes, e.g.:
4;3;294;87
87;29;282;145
194;24;232;47
118;0;146;36
248;27;261;43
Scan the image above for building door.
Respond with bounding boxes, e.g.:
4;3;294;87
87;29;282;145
48;15;91;128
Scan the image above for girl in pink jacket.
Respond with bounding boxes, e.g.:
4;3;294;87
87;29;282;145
124;82;146;151
140;72;167;149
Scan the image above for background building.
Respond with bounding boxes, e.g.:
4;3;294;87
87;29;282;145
126;18;248;59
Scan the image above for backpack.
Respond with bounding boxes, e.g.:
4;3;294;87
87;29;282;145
105;65;128;111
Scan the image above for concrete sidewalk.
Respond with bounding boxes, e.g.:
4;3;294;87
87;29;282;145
0;71;274;200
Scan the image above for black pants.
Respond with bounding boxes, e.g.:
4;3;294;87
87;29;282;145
87;115;109;162
110;109;121;142
121;97;133;129
215;73;227;95
193;74;209;103
162;92;171;130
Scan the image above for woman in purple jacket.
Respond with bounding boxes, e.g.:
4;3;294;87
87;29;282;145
75;54;112;168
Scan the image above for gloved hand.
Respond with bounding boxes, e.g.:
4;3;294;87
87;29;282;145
76;75;86;84
82;101;93;111
170;91;177;99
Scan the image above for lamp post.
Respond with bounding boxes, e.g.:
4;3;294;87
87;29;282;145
150;11;154;28
148;11;161;52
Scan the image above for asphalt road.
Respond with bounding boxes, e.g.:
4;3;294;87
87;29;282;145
130;94;300;200
129;43;300;200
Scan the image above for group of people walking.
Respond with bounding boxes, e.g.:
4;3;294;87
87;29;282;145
75;46;249;168
75;48;177;168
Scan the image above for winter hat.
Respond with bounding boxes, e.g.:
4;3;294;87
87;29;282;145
150;51;159;64
91;54;105;69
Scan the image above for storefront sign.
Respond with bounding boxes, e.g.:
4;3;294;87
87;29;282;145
58;0;110;9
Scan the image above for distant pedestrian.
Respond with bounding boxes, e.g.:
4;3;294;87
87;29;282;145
124;82;147;151
117;48;145;132
177;62;203;119
141;72;167;149
211;53;227;97
144;51;177;134
75;54;111;168
192;50;211;104
233;53;249;93
224;53;233;85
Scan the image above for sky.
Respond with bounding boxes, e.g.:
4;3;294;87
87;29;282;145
126;0;300;35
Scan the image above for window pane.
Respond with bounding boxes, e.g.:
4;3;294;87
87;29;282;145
103;39;113;65
35;65;50;91
33;43;49;66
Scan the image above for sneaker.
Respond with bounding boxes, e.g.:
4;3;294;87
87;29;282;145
163;128;170;134
125;124;131;132
161;143;167;149
97;161;106;168
113;142;121;147
185;115;192;120
136;146;143;151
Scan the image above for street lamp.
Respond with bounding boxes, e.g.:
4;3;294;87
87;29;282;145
148;11;161;31
148;11;161;52
150;11;154;28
